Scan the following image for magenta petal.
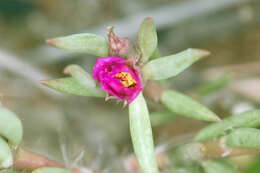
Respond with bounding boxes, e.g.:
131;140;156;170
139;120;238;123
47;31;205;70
93;57;125;81
92;56;143;104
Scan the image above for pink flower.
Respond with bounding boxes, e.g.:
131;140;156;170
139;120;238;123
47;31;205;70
93;57;143;104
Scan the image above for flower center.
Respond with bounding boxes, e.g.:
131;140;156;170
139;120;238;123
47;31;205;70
115;72;137;88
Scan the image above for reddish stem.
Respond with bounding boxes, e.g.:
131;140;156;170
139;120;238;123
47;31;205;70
13;148;83;173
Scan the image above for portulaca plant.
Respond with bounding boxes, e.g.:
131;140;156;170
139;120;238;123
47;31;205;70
2;17;260;173
40;17;220;173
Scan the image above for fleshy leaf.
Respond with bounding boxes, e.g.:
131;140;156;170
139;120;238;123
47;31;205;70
40;77;105;97
167;143;204;166
195;110;260;142
197;73;232;96
202;160;241;173
142;49;210;80
0;108;23;147
138;17;158;62
0;137;13;169
149;48;161;60
246;156;260;173
129;93;159;173
32;167;71;173
160;90;220;122
226;128;260;149
0;169;21;173
46;33;109;57
172;166;204;173
64;64;96;88
150;109;176;126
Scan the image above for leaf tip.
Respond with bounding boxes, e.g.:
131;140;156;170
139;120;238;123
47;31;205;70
63;64;75;75
188;48;211;58
193;135;202;142
214;115;222;122
197;49;210;57
144;16;153;22
208;112;221;122
201;49;211;57
46;38;59;47
38;80;48;86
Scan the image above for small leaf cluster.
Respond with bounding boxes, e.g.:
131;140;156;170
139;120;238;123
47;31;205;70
38;17;225;173
195;109;260;149
1;17;260;173
0;107;22;169
165;110;260;173
41;17;222;173
0;106;71;173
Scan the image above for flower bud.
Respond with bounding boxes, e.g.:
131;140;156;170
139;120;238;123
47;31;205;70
107;27;132;57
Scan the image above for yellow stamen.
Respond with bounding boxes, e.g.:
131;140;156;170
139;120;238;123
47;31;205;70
115;72;137;88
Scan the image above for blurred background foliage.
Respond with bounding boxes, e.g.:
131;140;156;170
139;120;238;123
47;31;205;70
1;0;260;172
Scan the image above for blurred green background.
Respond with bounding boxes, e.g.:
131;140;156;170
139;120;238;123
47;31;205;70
1;0;260;172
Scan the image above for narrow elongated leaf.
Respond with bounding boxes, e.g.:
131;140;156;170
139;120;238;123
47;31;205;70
64;64;96;88
0;169;21;173
149;48;161;60
0;108;23;147
142;49;210;80
167;143;204;166
195;110;260;142
246;157;260;173
197;73;232;96
202;160;241;173
0;137;13;168
129;93;159;173
138;17;158;62
32;167;71;173
229;78;260;103
172;166;204;173
40;77;105;97
46;33;109;57
160;90;220;122
226;128;260;149
150;109;176;126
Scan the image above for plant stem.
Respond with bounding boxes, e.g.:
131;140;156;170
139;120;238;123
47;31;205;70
12;148;84;173
125;140;260;171
143;80;165;102
202;141;260;159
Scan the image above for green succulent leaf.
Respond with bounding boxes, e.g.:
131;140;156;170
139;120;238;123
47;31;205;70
160;90;220;122
129;93;159;173
197;73;232;96
142;49;210;80
139;17;158;62
40;77;105;97
0;107;23;147
150;109;176;126
0;137;13;169
149;48;161;60
172;166;204;173
64;64;96;88
0;169;22;173
167;143;204;166
202;160;241;173
32;167;71;173
195;110;260;142
46;33;109;57
246;156;260;173
226;128;260;149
